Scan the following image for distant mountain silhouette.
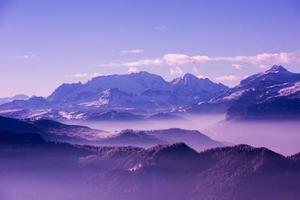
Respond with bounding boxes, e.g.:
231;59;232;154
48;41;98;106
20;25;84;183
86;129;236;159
0;116;105;143
0;94;29;105
0;116;224;151
98;128;223;150
0;131;45;145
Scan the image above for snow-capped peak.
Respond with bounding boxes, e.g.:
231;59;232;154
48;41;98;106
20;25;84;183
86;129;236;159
266;65;288;73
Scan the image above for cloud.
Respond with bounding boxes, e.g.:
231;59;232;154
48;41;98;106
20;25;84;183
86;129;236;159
217;52;299;66
121;49;144;54
192;67;205;78
66;72;103;79
16;54;36;59
120;58;163;67
163;54;210;65
68;73;88;78
99;52;300;68
215;75;241;82
163;52;299;66
128;66;139;73
90;72;103;78
232;63;243;69
170;66;184;76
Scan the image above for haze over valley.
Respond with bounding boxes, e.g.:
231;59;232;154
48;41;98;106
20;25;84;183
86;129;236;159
1;0;300;199
1;65;299;154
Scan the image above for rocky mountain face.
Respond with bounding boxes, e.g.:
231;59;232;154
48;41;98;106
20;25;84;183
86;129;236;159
226;65;300;119
0;72;228;120
47;72;227;109
1;135;299;200
0;66;299;121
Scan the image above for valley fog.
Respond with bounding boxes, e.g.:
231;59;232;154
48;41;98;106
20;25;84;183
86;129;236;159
70;115;300;155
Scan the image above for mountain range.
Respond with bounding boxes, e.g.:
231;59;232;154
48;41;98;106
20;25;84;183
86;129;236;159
186;65;300;119
0;65;299;120
1;132;300;200
98;128;223;150
0;94;29;105
0;71;227;120
0;116;223;150
0;115;106;144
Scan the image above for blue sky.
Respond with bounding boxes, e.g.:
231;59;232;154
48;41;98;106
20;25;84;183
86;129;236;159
0;0;300;97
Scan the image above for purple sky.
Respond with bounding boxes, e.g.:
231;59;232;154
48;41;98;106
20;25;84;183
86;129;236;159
0;0;300;97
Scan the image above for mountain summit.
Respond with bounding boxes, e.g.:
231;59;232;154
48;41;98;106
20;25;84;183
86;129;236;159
186;65;300;120
266;65;288;73
222;65;300;119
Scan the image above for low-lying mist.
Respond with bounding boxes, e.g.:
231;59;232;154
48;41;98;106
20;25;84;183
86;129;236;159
69;115;300;155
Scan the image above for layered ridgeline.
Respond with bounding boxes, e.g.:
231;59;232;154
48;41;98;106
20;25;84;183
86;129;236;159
0;65;299;120
0;116;223;151
0;94;29;105
187;65;300;119
1;132;300;200
98;128;223;151
0;115;107;144
0;72;227;120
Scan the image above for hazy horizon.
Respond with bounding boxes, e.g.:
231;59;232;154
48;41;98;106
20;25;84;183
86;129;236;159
1;0;300;97
1;1;300;199
68;115;300;156
0;64;298;98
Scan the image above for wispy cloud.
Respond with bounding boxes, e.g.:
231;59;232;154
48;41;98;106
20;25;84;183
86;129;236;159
103;58;162;68
128;66;139;73
66;73;88;78
192;67;205;78
16;54;36;59
220;52;299;68
215;75;241;82
99;52;300;68
121;49;144;54
170;66;183;76
232;63;243;69
66;72;103;79
90;72;103;78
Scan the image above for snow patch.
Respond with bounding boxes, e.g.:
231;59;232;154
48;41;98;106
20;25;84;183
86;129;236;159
129;163;142;172
278;82;300;96
59;111;84;120
28;109;51;118
79;89;111;107
0;109;22;114
222;89;253;101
